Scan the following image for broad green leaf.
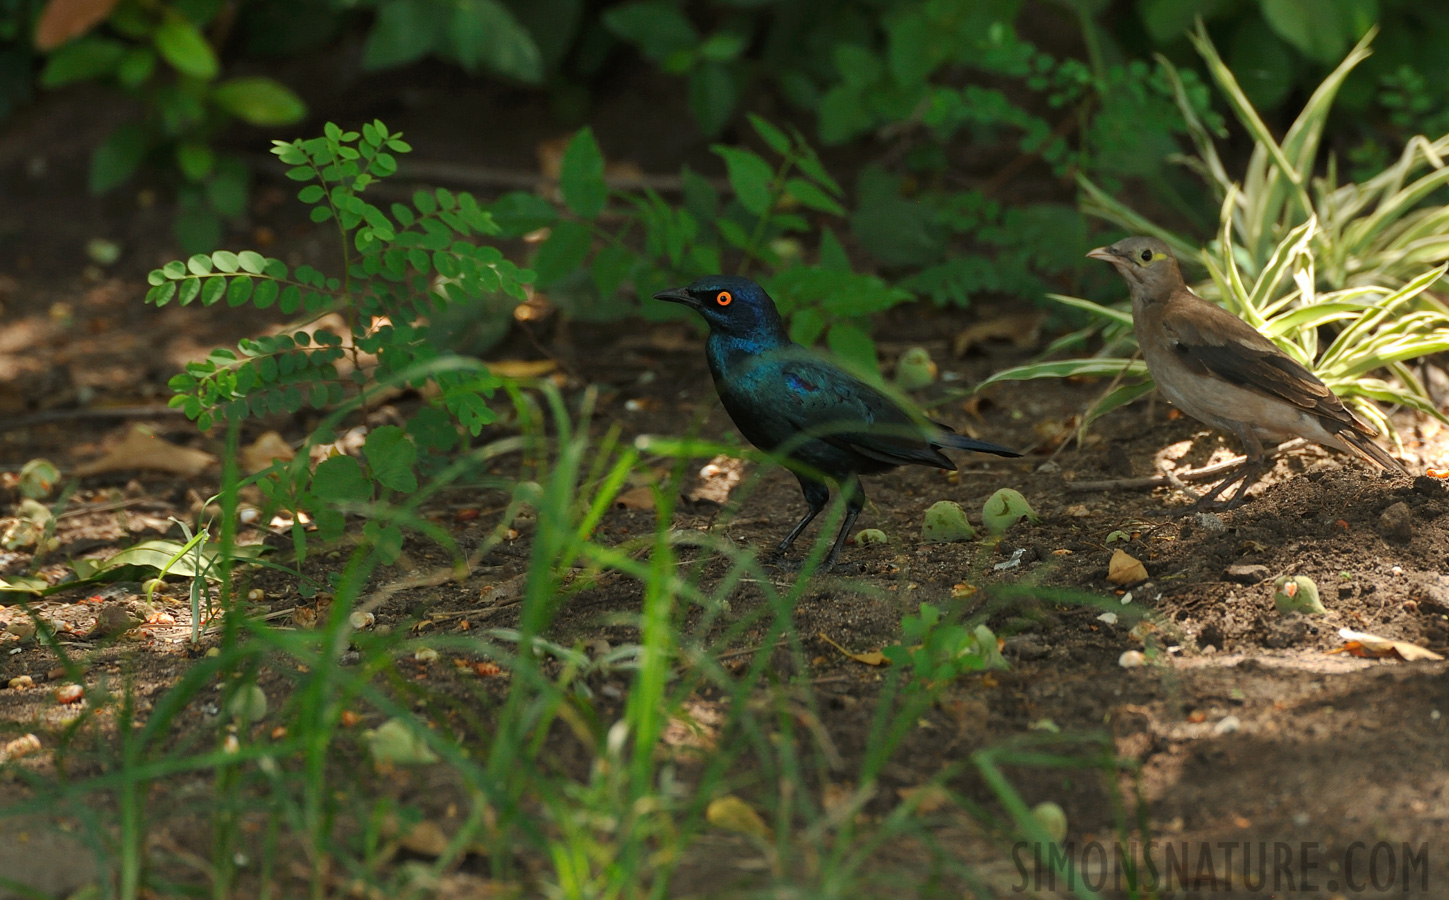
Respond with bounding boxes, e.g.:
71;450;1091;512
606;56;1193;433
689;63;736;137
90;123;148;193
826;322;878;376
530;220;592;286
602;1;698;60
311;455;371;504
212;77;307;126
363;426;418;493
748;114;792;156
154;15;219;80
40;36;126;87
712;146;774;216
447;0;543;82
559;128;607;219
785;177;845;216
362;0;447;70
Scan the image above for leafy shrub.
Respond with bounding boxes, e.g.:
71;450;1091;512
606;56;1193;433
146;121;529;565
495;115;910;372
33;0;307;250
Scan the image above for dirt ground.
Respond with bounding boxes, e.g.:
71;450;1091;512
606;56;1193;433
2;72;1449;900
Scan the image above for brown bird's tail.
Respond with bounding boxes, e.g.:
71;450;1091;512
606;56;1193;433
1338;426;1410;476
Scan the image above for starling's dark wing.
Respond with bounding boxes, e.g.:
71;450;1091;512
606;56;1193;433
775;359;1016;467
1159;290;1369;435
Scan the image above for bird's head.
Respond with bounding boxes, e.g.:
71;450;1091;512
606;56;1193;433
653;275;787;338
1086;236;1184;300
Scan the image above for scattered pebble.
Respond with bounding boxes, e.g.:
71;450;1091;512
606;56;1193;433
414;647;439;663
349;611;376;629
1378;501;1413;543
1097;612;1118;625
1224;564;1270;585
55;684;84;705
1118;650;1146;668
7;675;33;690
1213;715;1241;735
1193;512;1226;533
0;733;41;763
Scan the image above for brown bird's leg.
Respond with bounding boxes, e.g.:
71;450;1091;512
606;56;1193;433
1188;429;1270;511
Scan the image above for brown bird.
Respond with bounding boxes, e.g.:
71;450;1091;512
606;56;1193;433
1088;236;1407;509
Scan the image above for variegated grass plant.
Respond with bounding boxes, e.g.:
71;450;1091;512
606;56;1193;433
985;23;1449;449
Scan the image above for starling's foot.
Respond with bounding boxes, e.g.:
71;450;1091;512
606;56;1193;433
762;551;802;573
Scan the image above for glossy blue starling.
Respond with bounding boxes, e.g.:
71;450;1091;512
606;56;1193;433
654;275;1021;567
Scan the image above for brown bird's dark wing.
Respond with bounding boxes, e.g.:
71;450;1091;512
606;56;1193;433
1158;289;1371;435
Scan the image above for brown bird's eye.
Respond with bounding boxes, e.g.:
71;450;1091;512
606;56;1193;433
1140;249;1152;262
716;291;733;306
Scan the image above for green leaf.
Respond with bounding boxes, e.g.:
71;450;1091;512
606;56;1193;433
712;146;774;216
448;0;543;82
977;358;1150;390
785;177;845;216
115;47;156;88
789;307;825;346
488;191;558;236
40;36;126;87
602;1;698;60
90;123;148;193
689;63;736;137
363;521;404;563
531;220;592;286
154;15;219;80
363;0;447;70
559;128;607;219
748;114;793;156
363;426;418;493
850;166;945;267
212;77;307;126
1260;0;1362;64
1138;0;1229;43
310;455;371;504
826;322;878;376
818;85;872;145
176;142;213;181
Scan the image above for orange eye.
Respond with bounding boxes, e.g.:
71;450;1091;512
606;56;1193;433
716;291;732;306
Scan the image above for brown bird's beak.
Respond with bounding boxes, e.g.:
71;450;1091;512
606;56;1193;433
652;287;699;308
1085;246;1119;262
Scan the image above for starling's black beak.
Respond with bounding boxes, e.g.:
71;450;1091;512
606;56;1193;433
652;287;699;308
1085;246;1119;262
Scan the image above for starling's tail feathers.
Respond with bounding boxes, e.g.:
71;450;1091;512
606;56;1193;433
935;431;1022;459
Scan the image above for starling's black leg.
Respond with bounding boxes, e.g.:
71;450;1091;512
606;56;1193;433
824;473;865;569
774;474;830;557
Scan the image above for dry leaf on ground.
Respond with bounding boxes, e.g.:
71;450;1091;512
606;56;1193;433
489;359;558;379
1331;629;1444;662
706;795;769;839
819;632;888;666
241;431;295;473
1107;549;1148;584
75;426;215;477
